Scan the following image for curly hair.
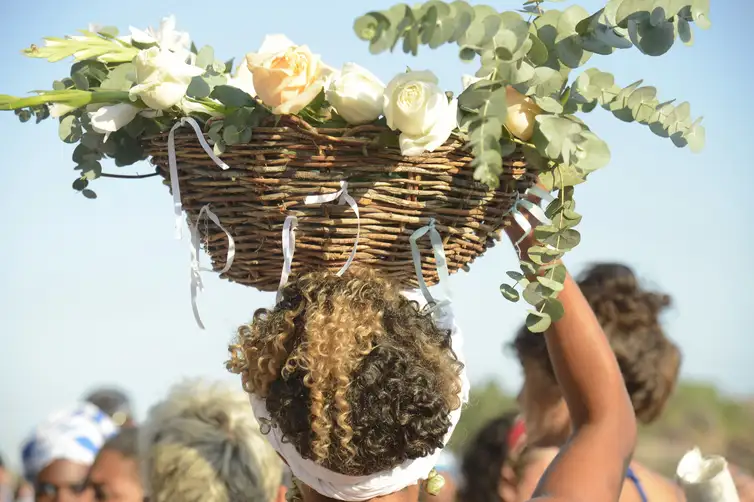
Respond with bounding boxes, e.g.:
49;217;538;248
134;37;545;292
227;267;464;476
512;263;681;423
459;412;519;502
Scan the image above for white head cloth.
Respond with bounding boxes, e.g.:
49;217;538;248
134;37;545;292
21;403;118;481
249;289;470;501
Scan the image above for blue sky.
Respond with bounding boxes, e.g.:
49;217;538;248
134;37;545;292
1;0;752;468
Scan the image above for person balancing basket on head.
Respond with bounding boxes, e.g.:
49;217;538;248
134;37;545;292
1;1;708;331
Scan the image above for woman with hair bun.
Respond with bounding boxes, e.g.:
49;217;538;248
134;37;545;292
228;186;639;502
512;262;683;502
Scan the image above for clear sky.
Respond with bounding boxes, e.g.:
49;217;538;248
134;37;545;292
0;0;752;469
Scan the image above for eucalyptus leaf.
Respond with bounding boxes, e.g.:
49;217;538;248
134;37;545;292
523;282;546;305
82;189;97;200
541;297;565;322
526;310;552;333
537;275;565;292
210;85;255;107
58;115;81;143
500;283;520;302
186;77;211;99
628;17;676;56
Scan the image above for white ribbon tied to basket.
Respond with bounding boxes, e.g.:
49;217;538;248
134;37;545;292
277;181;360;301
167;117;236;329
507;185;555;251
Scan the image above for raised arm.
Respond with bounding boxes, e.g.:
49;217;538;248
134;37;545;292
505;191;637;502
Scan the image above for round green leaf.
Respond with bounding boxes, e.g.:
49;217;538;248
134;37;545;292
542;298;565;322
507;270;526;282
59;115;82;144
82;189;98;200
500;283;520;302
72;177;88;191
628;17;675;56
533;9;562;48
573;130;611;172
527;34;549;66
555;35;592;68
616;0;652;27
523;282;546;305
526;310;552;333
520;260;538;276
558;5;591;33
685;122;705;153
537;275;565;292
196;45;215;69
677;18;693;45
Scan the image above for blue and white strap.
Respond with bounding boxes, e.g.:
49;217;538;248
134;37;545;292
409;218;451;308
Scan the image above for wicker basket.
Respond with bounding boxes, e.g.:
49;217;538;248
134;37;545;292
143;115;535;292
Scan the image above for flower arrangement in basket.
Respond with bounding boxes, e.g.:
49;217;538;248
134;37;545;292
0;0;710;331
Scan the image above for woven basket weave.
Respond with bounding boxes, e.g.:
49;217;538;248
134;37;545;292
143;115;535;292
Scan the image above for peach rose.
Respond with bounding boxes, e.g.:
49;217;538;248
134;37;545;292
462;75;542;141
505;86;542;141
245;34;333;115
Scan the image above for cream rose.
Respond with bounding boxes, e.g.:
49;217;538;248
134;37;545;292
326;63;384;125
129;47;204;110
462;75;542;141
245;34;332;115
384;70;458;156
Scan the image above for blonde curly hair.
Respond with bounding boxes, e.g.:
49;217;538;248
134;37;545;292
139;379;283;502
227;267;463;476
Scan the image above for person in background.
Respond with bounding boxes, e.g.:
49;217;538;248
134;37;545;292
21;403;117;502
84;389;135;429
0;453;12;502
512;262;683;502
459;413;555;502
15;481;35;502
139;379;285;502
87;429;143;502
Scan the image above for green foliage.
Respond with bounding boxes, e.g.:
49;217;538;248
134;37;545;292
499;186;581;331
355;0;708;320
354;0;707;185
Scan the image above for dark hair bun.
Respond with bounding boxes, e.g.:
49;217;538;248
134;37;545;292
578;263;680;423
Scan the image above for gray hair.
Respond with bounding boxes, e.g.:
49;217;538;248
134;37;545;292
139;379;283;502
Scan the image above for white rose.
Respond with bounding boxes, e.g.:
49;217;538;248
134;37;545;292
326;63;384;125
246;34;334;115
384;70;458;156
129;47;204;110
88;103;141;139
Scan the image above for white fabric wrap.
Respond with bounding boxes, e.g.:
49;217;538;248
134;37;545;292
248;290;470;501
677;448;740;502
21;403;118;481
